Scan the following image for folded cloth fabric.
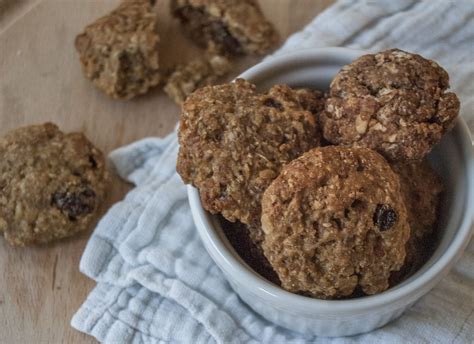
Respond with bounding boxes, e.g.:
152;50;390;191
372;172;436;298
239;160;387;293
72;0;474;342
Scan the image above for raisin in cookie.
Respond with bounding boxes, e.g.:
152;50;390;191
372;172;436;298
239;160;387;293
170;0;279;56
321;49;460;161
0;123;109;246
177;79;322;229
392;160;442;274
261;146;410;299
75;0;160;99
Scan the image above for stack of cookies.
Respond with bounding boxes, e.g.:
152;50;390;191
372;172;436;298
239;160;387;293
176;48;459;299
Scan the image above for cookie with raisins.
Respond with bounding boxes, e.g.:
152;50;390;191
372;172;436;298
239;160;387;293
0;123;109;246
261;146;410;299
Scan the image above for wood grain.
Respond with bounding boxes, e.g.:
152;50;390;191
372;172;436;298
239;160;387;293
0;0;334;342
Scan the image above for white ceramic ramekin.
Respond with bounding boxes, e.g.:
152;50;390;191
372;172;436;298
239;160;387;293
187;48;474;337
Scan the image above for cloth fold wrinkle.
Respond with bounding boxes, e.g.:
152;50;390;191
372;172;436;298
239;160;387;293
72;0;474;342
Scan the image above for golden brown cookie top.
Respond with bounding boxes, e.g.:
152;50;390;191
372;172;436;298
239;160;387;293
177;78;323;227
0;123;109;246
321;49;459;161
261;146;410;299
170;0;279;56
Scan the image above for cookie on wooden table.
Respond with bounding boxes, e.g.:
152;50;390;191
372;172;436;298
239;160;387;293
0;123;109;246
261;146;410;299
75;0;160;99
170;0;279;56
176;79;323;229
321;49;459;161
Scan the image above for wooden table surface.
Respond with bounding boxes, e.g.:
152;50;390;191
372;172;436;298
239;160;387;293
0;0;334;342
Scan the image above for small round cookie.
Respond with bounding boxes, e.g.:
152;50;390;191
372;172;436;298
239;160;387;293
0;123;109;246
321;49;460;161
261;146;410;299
177;78;323;228
391;160;443;275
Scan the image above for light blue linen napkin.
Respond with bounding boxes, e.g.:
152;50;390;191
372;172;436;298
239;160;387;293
72;0;474;342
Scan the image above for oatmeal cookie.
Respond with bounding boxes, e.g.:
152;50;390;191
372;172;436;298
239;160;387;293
321;49;460;161
261;146;410;299
0;123;109;246
170;0;279;56
75;0;160;99
391;160;442;274
177;78;322;229
164;54;231;104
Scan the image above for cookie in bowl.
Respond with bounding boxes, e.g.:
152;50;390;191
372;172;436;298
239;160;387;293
321;49;460;161
177;78;324;229
261;146;410;299
391;160;443;277
0;123;109;246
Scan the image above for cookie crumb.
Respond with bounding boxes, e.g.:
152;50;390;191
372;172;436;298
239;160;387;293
164;54;231;104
